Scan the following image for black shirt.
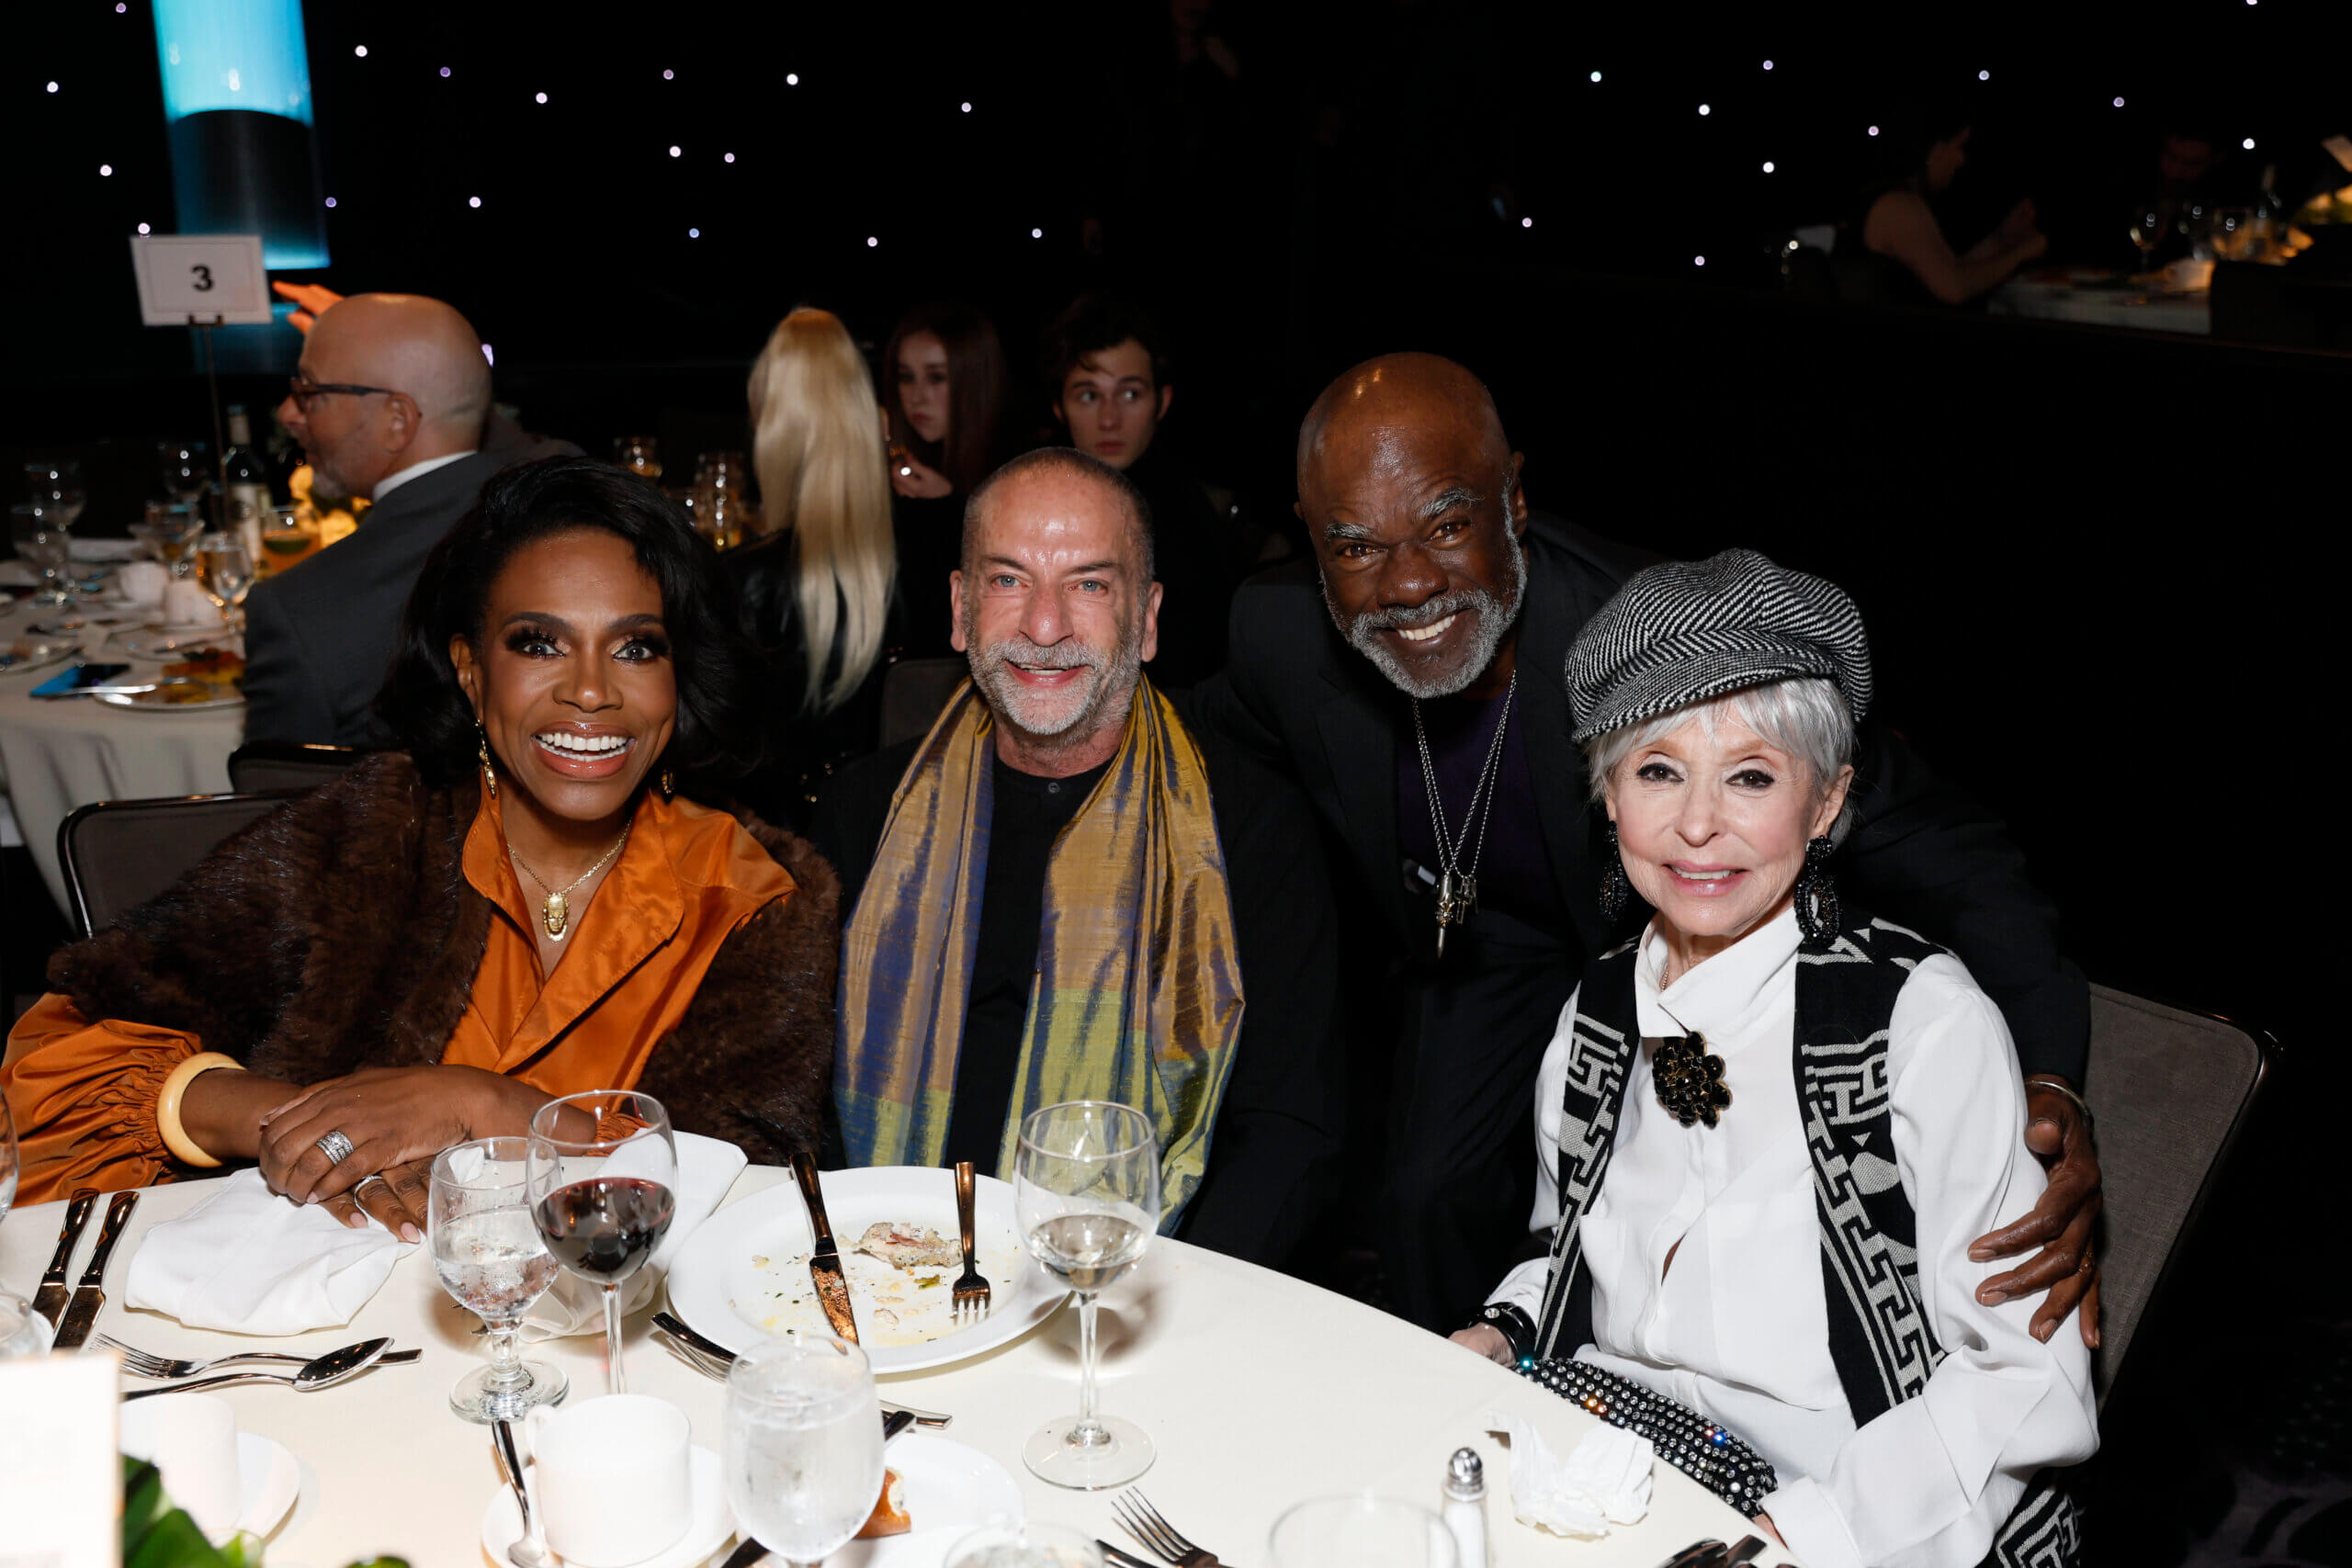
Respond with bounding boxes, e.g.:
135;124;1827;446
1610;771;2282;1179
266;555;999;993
810;719;1345;1270
1394;680;1567;933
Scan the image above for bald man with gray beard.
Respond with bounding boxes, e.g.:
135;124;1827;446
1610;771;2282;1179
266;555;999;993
243;293;577;746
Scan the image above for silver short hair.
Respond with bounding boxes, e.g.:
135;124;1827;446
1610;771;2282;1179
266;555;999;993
1583;676;1859;847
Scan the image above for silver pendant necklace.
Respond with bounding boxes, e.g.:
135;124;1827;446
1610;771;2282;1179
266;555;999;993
1410;670;1517;958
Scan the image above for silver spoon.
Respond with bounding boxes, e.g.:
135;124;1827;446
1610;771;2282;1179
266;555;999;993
121;1336;390;1400
494;1416;555;1568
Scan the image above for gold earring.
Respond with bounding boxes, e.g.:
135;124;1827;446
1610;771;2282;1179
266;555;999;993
476;721;497;798
659;768;675;803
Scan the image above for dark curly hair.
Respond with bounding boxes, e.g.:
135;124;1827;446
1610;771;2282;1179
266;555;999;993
378;455;765;798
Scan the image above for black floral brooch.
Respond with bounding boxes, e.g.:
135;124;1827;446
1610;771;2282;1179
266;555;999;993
1653;1033;1732;1127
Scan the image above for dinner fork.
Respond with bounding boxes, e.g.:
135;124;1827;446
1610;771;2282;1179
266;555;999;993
1113;1491;1223;1567
98;1333;422;1380
951;1158;990;1324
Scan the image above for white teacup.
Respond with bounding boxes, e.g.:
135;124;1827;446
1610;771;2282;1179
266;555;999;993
117;560;169;607
524;1394;692;1566
119;1393;242;1539
161;578;224;628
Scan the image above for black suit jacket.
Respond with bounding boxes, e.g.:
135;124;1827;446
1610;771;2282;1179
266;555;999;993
1188;512;2090;1082
242;434;577;747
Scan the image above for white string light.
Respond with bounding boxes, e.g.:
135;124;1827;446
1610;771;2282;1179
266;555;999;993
354;45;367;57
1868;125;1880;136
2112;96;2125;107
786;73;799;85
1589;71;1601;83
468;196;481;208
1762;161;1775;173
724;152;736;163
662;69;675;81
535;92;548;104
668;144;681;157
46;81;59;93
1698;103;1711;116
1031;227;1043;238
1979;70;1990;81
961;102;972;113
324;197;337;208
1762;60;1773;71
2243;137;2256;150
1521;216;1533;228
865;236;878;248
137;221;150;233
438;66;451;79
1694;255;1706;267
98;164;112;176
688;228;700;239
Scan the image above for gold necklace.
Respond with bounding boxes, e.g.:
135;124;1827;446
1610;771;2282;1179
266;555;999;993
508;825;631;940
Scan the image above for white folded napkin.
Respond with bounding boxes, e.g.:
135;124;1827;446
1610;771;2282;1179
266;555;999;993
160;579;225;627
126;1169;414;1336
117;560;169;606
1484;1409;1655;1539
521;1131;747;1340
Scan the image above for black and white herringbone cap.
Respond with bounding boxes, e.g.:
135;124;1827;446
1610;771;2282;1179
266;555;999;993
1564;548;1872;742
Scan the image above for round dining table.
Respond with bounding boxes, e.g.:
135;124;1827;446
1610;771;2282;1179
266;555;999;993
0;1168;1791;1568
0;586;243;913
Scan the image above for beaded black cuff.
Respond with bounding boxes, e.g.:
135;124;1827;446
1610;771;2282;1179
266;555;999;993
1516;1356;1779;1516
1471;1302;1538;1361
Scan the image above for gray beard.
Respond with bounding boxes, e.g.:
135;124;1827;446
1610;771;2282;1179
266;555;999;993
1320;540;1529;700
967;628;1143;750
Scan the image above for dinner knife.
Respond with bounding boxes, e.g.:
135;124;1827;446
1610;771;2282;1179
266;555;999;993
790;1152;859;1344
650;1312;952;1427
30;1190;99;1328
52;1190;139;1350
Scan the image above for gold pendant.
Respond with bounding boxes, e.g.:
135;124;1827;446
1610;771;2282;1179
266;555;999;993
542;892;569;939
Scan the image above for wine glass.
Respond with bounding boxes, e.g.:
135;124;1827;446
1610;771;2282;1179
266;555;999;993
526;1090;677;1396
430;1137;570;1422
945;1524;1104;1567
158;441;213;526
616;435;662;480
197;532;254;631
2129;203;2165;275
723;1333;886;1568
24;460;85;527
1013;1100;1159;1489
1269;1495;1460;1567
133;504;205;580
10;502;75;606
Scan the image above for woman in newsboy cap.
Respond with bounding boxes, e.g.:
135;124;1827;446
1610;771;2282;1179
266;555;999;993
1451;550;2097;1567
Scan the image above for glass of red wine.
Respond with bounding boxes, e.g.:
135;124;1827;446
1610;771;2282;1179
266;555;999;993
526;1089;678;1396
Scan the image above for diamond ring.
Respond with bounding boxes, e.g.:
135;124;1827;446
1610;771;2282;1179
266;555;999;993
315;1129;356;1166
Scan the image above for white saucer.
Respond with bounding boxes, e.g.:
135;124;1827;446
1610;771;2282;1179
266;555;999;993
234;1431;301;1541
831;1431;1024;1566
482;1444;731;1568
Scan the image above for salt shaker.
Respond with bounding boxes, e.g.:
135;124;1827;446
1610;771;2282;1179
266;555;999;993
1443;1446;1488;1568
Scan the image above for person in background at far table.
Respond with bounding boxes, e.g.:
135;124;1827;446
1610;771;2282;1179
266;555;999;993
1040;292;1239;689
810;448;1344;1270
243;290;578;747
882;300;1014;655
727;308;904;829
0;457;838;1236
1185;354;2102;1339
1843;107;2047;307
1453;550;2095;1568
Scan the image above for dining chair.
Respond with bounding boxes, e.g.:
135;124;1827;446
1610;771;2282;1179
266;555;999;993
226;739;367;795
2083;984;2275;1409
56;792;298;940
877;655;969;749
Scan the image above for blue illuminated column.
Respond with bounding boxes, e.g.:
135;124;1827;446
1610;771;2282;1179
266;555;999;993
153;0;329;269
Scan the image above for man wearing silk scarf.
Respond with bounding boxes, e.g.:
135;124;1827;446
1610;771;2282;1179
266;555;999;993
812;450;1344;1268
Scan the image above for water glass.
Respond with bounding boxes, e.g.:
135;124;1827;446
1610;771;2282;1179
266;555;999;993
526;1091;677;1396
1014;1100;1159;1489
24;460;85;528
946;1524;1103;1567
132;505;206;579
724;1333;885;1568
197;533;255;631
1269;1495;1460;1568
9;502;74;607
430;1137;569;1422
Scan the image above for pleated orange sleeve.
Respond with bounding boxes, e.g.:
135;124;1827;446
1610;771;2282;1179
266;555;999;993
1;995;199;1201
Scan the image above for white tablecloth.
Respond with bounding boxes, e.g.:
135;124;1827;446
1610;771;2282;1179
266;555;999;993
0;592;243;912
1988;275;2211;335
1;1170;1792;1568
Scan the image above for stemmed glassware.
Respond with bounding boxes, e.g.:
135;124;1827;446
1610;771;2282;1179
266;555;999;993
197;532;255;631
722;1333;886;1568
25;460;85;528
158;441;212;526
133;504;205;580
526;1090;677;1396
429;1136;570;1423
10;502;75;607
1;1097;44;1359
1014;1099;1160;1489
2129;202;2166;275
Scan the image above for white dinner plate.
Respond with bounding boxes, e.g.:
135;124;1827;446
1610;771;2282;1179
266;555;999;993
145;619;233;637
96;685;244;712
481;1445;731;1568
234;1431;300;1542
118;628;241;661
666;1168;1066;1374
0;642;78;676
833;1431;1024;1566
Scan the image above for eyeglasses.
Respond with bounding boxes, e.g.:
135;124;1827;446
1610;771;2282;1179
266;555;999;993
286;376;400;412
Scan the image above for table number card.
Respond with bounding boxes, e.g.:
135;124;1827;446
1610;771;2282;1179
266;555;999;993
128;233;274;327
0;1351;119;1568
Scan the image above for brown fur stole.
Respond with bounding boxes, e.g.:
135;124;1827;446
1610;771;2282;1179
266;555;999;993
48;751;838;1164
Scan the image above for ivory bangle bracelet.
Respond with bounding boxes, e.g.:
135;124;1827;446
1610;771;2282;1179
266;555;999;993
155;1052;246;1168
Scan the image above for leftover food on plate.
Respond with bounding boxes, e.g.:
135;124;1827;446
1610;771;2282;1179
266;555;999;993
739;1214;1020;1348
855;1222;962;1270
856;1469;910;1539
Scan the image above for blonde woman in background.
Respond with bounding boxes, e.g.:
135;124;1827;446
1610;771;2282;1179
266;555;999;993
728;308;905;829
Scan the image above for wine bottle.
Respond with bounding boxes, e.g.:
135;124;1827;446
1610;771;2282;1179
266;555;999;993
221;407;270;562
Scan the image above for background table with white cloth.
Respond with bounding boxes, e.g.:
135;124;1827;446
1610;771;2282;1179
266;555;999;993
0;1168;1792;1568
0;589;242;913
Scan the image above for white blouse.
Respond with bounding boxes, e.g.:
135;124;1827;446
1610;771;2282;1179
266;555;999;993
1486;908;2097;1568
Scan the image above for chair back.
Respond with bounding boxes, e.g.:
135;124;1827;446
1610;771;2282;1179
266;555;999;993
877;656;969;749
57;793;295;940
2084;984;2273;1407
227;740;366;795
